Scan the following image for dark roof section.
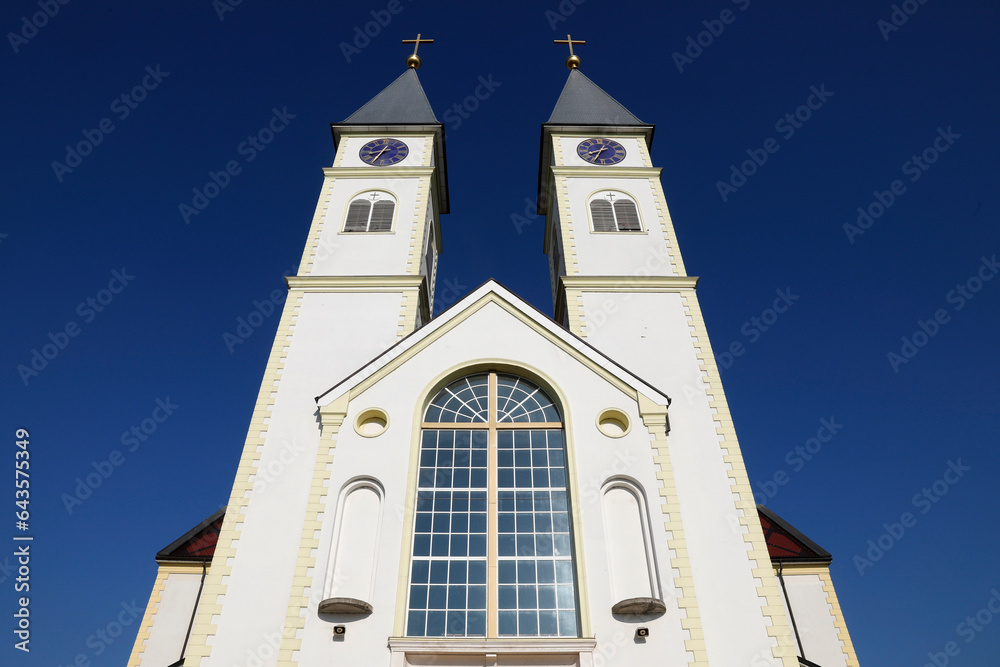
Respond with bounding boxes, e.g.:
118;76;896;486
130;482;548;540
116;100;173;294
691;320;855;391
758;505;833;564
547;69;644;125
156;508;225;563
342;68;438;124
537;70;655;216
331;68;450;214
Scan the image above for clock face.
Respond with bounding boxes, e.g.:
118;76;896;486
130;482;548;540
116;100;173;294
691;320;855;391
359;138;409;166
576;138;626;165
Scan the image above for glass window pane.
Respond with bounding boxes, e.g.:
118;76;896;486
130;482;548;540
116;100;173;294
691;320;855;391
499;560;516;583
613;199;641;231
428;585;447;609
426;611;445;636
468;560;487;584
499;585;517;609
369;199;394;231
519;610;538;635
539;610;559;635
468;585;487;610
538;585;556;609
407;610;425;636
410;585;428;608
498;611;517;636
344;199;371;232
411;560;429;583
558;611;577;636
591;199;615;232
467;610;486;636
430;561;448;583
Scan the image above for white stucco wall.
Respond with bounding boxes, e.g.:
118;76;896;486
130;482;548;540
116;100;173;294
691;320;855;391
562;177;677;279
781;573;847;666
138;571;202;667
337;135;430;169
554;136;648;169
297;300;691;667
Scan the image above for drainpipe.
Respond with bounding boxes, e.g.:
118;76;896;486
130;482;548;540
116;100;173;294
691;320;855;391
776;562;806;659
179;561;208;663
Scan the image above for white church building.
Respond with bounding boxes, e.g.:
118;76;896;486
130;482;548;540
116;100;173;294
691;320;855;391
127;46;860;667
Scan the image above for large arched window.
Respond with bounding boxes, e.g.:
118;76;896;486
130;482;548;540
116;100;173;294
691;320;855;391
343;191;395;232
589;192;642;232
406;372;578;638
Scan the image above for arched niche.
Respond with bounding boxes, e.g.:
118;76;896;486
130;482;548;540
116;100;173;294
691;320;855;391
320;478;383;614
601;479;665;615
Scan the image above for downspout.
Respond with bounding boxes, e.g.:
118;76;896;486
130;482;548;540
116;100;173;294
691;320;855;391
179;561;208;662
777;562;806;659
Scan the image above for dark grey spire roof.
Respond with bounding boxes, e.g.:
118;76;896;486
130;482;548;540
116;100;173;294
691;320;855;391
342;68;439;124
547;69;643;125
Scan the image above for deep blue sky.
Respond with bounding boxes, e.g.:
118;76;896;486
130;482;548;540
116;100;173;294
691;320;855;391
2;1;998;665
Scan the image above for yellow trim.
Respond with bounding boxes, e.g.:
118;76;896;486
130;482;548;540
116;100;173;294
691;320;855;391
182;294;304;667
638;400;709;665
298;175;336;276
551;166;662;178
126;562;204;667
562;275;699;292
321;166;436;178
646;175;686;276
817;568;861;667
286;275;424;292
277;394;350;665
680;291;799;667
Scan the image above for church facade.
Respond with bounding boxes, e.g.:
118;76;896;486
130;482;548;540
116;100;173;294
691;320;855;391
127;51;860;667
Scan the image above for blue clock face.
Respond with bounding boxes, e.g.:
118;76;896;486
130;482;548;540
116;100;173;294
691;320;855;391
577;138;626;165
359;138;409;166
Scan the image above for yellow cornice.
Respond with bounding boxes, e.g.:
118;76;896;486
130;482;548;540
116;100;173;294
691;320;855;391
561;275;699;292
550;166;662;178
321;167;435;178
285;275;425;292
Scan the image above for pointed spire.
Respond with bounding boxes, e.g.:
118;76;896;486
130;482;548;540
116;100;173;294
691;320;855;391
547;69;643;125
341;68;439;124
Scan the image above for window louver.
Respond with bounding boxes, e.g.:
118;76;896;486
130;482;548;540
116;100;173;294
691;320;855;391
369;200;395;231
590;200;616;232
613;200;641;231
344;200;371;232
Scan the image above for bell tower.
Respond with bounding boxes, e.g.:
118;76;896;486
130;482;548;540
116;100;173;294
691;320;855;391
538;41;805;666
177;48;448;667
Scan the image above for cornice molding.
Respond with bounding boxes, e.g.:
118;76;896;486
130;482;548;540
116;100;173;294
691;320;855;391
550;166;662;178
286;275;425;292
322;167;435;178
388;638;598;653
561;275;699;292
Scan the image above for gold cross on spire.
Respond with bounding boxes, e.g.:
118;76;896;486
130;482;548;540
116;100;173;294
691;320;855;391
403;33;434;69
554;34;586;69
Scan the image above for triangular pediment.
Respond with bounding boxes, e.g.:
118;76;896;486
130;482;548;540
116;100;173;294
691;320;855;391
316;280;670;419
155;508;225;563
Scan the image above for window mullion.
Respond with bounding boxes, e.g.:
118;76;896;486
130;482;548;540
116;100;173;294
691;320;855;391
486;371;499;638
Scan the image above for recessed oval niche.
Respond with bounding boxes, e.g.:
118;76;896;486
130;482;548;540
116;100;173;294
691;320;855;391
597;409;630;438
354;408;389;438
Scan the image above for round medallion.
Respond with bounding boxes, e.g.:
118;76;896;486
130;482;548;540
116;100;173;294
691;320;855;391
359;138;409;166
577;138;626;165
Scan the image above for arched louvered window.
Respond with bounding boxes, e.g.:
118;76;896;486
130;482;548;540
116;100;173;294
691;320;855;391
406;372;578;639
343;192;396;232
589;193;642;232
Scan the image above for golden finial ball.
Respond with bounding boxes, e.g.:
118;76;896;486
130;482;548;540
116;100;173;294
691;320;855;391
565;55;581;69
406;54;422;69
